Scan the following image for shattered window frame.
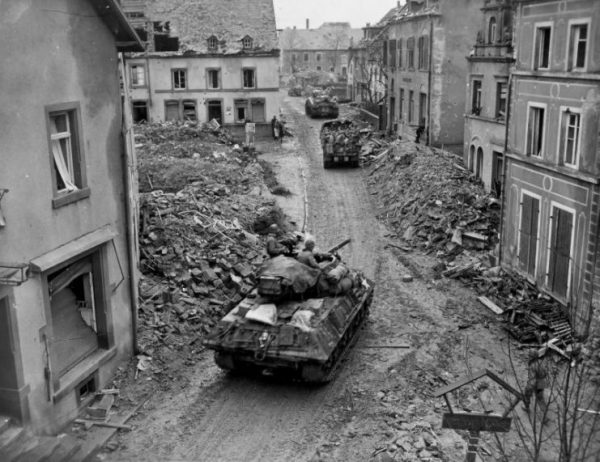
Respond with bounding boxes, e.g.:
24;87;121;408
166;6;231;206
242;67;256;89
43;246;112;385
171;68;187;90
45;102;89;208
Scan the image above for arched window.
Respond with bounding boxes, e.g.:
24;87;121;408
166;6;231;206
488;17;497;44
242;36;253;50
207;36;218;51
476;147;484;178
469;145;476;172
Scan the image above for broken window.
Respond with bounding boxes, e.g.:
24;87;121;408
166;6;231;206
526;104;545;157
47;252;108;377
534;25;551;70
207;69;220;89
132;100;148;123
182;100;197;121
234;99;248;123
242;68;255;88
495;81;507;119
207;36;218;52
130;64;146;87
471;80;482;115
547;206;574;299
172;69;187;90
242;36;253;50
49;110;82;194
234;98;266;123
559;109;581;167
568;23;588;70
518;193;540;278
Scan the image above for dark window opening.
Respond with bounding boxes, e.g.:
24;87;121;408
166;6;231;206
76;375;97;404
132;101;148;123
471;80;482;115
243;69;255;88
534;26;551;70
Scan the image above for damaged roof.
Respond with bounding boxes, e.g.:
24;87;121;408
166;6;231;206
144;0;278;54
88;0;143;51
279;23;363;51
379;0;440;25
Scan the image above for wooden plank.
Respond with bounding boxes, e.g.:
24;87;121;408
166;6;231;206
74;419;132;431
433;370;487;397
478;296;504;315
442;413;511;432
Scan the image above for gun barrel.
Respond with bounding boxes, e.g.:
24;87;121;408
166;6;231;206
327;238;351;254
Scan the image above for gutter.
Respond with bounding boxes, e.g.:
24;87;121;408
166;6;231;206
427;17;433;145
119;53;140;354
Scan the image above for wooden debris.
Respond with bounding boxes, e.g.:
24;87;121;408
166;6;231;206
74;419;132;432
478;296;503;315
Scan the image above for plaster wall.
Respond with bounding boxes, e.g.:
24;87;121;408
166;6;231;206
0;0;134;433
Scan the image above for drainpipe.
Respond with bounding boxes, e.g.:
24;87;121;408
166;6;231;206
427;16;434;146
119;53;140;354
498;71;513;265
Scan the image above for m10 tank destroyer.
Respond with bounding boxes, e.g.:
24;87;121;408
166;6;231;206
203;240;374;382
320;119;362;169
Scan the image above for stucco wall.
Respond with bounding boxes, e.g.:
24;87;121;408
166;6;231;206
128;55;281;124
0;0;133;433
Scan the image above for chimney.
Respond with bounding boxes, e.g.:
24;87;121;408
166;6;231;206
306;18;310;29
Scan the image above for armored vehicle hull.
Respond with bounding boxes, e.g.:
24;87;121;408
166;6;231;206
204;262;373;382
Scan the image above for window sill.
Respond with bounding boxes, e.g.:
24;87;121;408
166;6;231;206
52;187;90;209
53;346;117;402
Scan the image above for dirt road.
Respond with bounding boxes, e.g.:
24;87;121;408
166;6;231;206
107;95;527;462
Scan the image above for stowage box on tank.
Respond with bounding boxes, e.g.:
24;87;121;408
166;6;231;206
203;254;374;383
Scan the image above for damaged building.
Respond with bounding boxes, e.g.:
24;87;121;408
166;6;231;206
501;0;600;335
121;0;281;139
0;0;141;434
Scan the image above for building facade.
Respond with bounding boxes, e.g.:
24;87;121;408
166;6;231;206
0;0;141;433
123;0;280;138
501;0;600;333
464;0;514;194
279;22;363;81
383;0;484;151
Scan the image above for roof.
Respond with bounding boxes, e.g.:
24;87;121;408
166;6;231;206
279;23;363;51
143;0;278;54
88;0;143;51
378;0;440;26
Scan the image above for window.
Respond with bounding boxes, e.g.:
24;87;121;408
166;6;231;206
526;104;546;157
408;90;414;123
316;66;322;71
164;100;197;121
242;36;253;50
518;192;540;278
534;25;551;70
547;205;574;298
207;36;218;51
492;152;503;197
46;250;109;378
407;37;415;68
471;80;482;115
488;17;497;43
397;38;403;68
242;68;256;88
304;53;309;62
342;66;347;77
559;109;581;167
418;36;429;70
476;147;484;179
207;69;221;89
316;53;321;62
419;92;427;127
172;69;187;90
47;104;88;206
234;98;266;123
130;64;146;87
496;81;507;119
399;89;404;121
132;101;148;123
389;39;397;68
469;145;475;172
568;22;588;70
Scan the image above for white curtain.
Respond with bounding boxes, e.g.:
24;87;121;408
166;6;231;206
50;119;77;191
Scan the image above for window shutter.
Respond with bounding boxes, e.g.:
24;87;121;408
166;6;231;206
383;40;388;66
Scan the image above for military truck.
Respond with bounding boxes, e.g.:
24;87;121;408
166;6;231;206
203;241;374;382
320;119;361;169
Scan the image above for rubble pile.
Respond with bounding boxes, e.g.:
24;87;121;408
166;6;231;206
366;141;500;255
135;120;234;146
135;122;285;354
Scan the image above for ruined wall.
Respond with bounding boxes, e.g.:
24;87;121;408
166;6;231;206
0;0;134;433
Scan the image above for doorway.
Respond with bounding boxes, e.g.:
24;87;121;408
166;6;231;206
207;100;223;125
